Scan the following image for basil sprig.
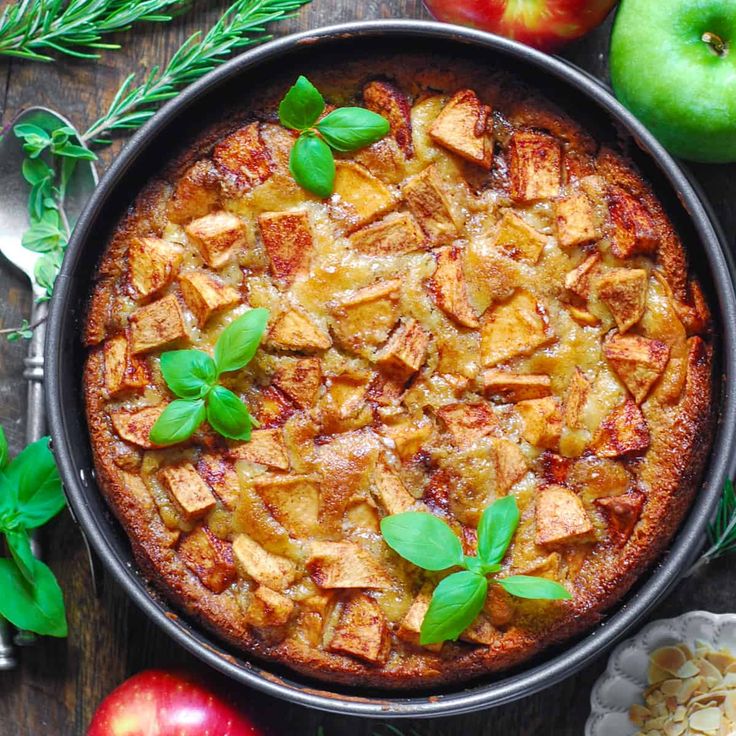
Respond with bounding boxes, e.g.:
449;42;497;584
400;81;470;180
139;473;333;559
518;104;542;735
150;308;269;446
278;75;390;198
0;427;68;638
381;497;572;645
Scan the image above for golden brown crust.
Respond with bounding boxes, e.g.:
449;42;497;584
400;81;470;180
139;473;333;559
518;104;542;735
82;54;714;689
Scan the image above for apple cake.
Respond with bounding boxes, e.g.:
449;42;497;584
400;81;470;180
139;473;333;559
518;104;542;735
82;54;714;688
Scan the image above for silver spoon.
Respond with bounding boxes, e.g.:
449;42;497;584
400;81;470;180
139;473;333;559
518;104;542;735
0;107;98;668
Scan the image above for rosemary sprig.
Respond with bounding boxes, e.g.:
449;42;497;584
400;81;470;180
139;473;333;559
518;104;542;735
0;0;189;62
686;479;736;576
82;0;310;145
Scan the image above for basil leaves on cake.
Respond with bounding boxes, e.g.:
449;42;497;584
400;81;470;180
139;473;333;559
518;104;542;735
149;308;269;445
380;496;571;645
278;75;390;197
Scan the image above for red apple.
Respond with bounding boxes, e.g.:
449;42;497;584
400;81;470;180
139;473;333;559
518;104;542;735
87;670;266;736
424;0;617;51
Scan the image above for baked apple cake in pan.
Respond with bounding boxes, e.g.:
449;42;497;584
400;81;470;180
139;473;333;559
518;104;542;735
82;54;714;688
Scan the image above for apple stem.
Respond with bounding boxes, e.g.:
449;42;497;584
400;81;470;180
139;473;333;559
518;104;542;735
702;31;728;57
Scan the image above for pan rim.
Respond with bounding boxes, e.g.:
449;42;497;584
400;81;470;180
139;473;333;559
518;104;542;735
45;19;736;718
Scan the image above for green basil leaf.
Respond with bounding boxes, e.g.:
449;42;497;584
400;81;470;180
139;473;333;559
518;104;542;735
22;221;62;253
477;496;520;566
160;350;216;399
149;399;205;446
316;107;390;152
420;571;488;645
214;308;269;375
289;132;335;198
6;528;35;583
380;511;464;571
206;385;253;441
0;425;8;470
0;557;67;637
278;75;325;131
497;575;572;601
2;437;65;530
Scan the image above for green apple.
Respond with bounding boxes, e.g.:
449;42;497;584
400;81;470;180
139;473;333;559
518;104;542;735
610;0;736;163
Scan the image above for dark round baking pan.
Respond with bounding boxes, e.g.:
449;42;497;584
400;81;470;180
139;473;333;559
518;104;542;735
45;20;736;718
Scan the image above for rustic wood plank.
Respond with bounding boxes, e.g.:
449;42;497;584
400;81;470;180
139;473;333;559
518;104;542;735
0;3;733;735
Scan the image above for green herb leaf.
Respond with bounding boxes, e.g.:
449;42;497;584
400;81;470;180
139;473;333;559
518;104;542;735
6;528;35;584
420;571;488;645
316;107;390;152
289;131;335;198
14;123;49;141
497;575;572;601
149;399;206;446
160;350;216;399
21;158;53;186
214;308;269;375
22;221;63;253
477;496;520;566
380;512;464;571
1;437;65;530
0;425;8;470
206;385;253;441
0;557;67;637
278;75;325;131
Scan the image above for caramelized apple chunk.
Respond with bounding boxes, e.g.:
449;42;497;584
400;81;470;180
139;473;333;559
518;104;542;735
129;294;186;354
167;159;221;224
128;237;183;299
363;79;413;157
402;165;461;244
178;527;236;593
535;484;593;546
269;309;332;352
232;533;296;590
517;396;563;450
104;334;147;396
185;211;246;269
606;186;658;259
555;191;601;248
212;122;273;194
437;402;498;448
595;491;645;546
258;210;313;287
160;462;217;521
491;210;546;264
509;131;562;202
178;271;240;327
272;357;321;409
349;212;426;256
483;370;552;403
596;268;648;333
306;541;391;590
327;593;390;664
591;399;650;458
428;246;479;328
603;332;670;403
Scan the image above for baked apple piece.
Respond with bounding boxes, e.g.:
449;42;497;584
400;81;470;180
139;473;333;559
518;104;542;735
508;130;562;202
128;237;183;299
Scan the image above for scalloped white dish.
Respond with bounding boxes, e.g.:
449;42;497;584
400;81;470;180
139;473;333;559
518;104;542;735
586;611;736;736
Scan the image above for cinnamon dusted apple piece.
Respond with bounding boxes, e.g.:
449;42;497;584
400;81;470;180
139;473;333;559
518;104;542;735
111;406;166;449
595;491;645;546
349;212;427;256
491;438;528;495
591;399;650;458
128;237;183;299
178;271;240;327
564;252;601;298
567;305;600;327
327;593;391;664
331;279;401;350
606;185;659;259
509;130;562;202
319;370;372;433
212;122;273;194
381;414;434;460
564;368;590;429
480;290;554;367
437;402;498;448
371;462;417;515
375;318;430;376
253;385;297;428
596;268;648;333
517;396;563;450
490;210;547;264
232;533;296;591
603;332;670;404
258;210;313;288
402;164;462;245
129;294;187;354
246;585;295;628
272;357;321;409
268;309;332;351
104;334;147;396
307;541;392;590
535;484;594;546
160;462;217;521
555;190;601;248
429;89;493;169
483;369;552;402
178;527;236;593
427;246;479;328
398;587;442;651
167;159;221;224
331;162;395;231
229;428;290;471
363;79;413;158
197;453;239;509
252;474;320;537
185;211;246;269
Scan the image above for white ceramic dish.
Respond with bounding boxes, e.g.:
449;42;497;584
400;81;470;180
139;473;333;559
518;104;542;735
586;611;736;736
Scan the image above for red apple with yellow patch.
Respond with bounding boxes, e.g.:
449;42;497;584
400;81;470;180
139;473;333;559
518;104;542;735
424;0;617;51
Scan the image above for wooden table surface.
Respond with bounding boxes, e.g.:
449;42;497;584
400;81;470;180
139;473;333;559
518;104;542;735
1;2;735;734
